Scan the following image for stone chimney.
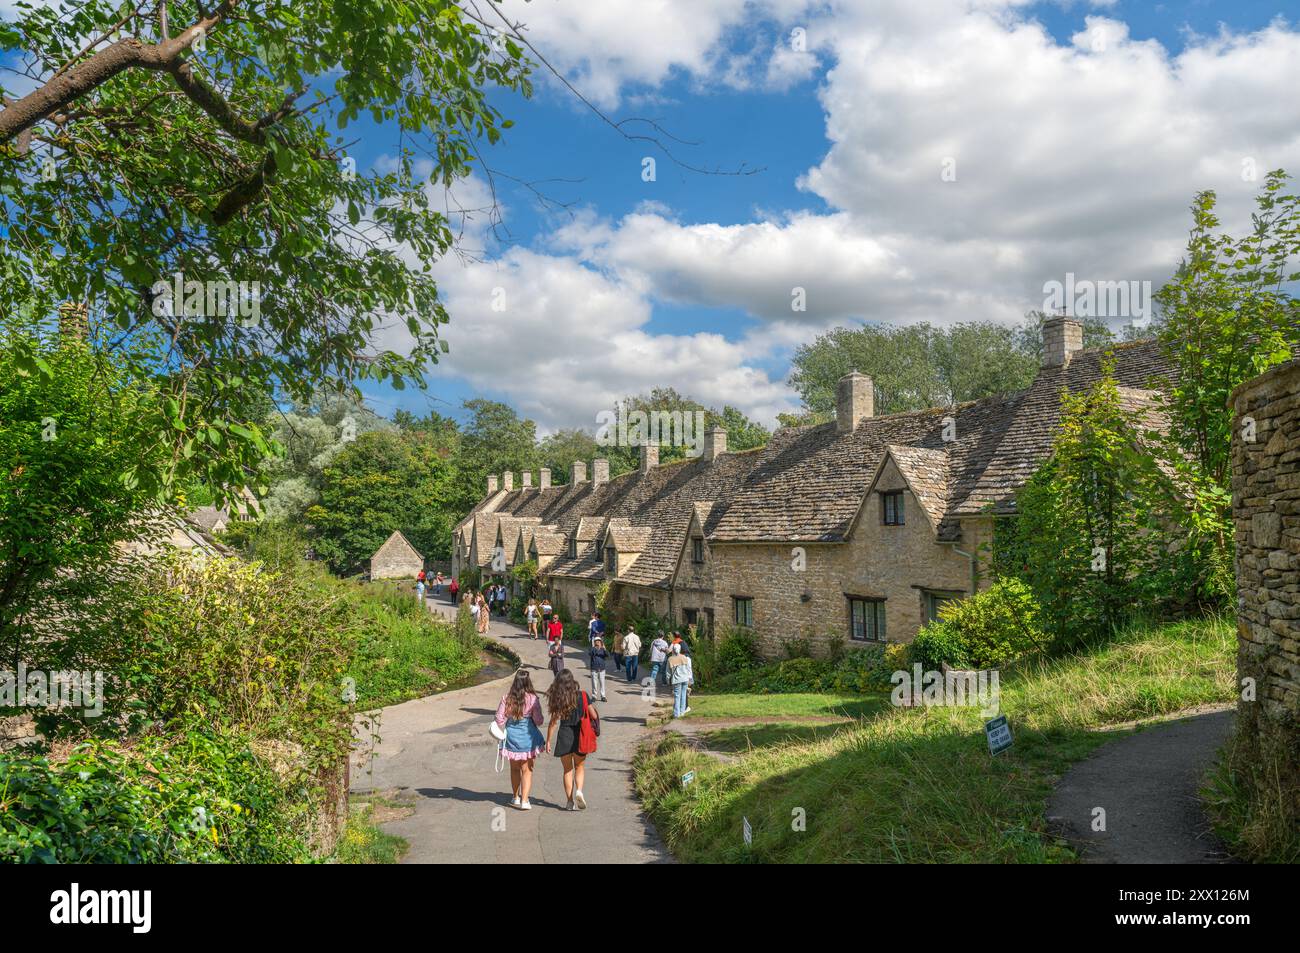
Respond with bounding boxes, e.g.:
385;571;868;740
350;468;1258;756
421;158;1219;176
836;372;875;434
522;471;532;489
502;471;514;492
571;460;587;484
592;458;610;486
703;426;727;463
487;474;499;495
640;443;659;472
1042;315;1083;368
539;467;551;490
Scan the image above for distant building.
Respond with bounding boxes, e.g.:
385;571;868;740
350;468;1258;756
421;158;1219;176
452;318;1172;657
370;530;424;579
189;486;259;535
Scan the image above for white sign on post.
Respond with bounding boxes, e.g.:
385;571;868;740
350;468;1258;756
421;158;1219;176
742;816;752;846
681;770;695;789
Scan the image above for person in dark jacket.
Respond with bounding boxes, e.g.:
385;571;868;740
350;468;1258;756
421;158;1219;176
588;635;608;701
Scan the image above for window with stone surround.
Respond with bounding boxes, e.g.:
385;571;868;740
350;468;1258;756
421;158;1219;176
568;537;577;558
605;547;615;572
683;607;698;628
732;596;753;628
882;489;904;525
691;536;705;563
848;596;886;642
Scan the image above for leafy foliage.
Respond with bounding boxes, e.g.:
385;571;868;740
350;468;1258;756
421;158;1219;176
1000;364;1220;646
911;579;1044;670
1154;170;1300;490
0;0;531;502
0;328;170;641
307;428;459;573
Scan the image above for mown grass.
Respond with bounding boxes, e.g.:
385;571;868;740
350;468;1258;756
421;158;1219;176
333;796;410;864
634;615;1235;863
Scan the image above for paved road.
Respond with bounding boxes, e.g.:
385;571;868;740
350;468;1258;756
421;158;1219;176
1046;708;1237;864
349;598;670;864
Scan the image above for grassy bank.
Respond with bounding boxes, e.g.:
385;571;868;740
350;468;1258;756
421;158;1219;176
344;583;484;709
634;615;1235;863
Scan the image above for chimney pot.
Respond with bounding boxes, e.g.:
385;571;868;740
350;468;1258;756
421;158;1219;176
836;372;875;434
703;426;728;463
522;471;532;489
502;472;513;491
1042;316;1083;368
539;468;551;490
640;443;659;472
487;474;499;495
592;458;610;486
571;461;587;484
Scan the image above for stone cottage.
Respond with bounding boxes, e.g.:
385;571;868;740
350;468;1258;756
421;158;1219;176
451;317;1171;656
370;530;424;579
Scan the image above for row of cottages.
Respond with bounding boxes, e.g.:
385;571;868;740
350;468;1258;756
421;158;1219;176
451;318;1171;657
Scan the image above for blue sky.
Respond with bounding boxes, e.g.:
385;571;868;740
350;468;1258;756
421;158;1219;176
349;0;1300;432
6;0;1296;430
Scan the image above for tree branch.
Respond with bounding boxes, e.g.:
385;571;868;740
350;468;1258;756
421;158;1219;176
0;1;237;144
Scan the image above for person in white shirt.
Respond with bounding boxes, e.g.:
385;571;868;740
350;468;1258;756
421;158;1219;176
621;628;642;682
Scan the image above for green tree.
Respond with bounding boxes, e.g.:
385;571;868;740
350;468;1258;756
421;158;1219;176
0;0;531;503
455;398;538;505
307;429;458;573
789;321;1043;418
1153;170;1300;491
538;428;601;483
1000;364;1214;646
0;326;169;644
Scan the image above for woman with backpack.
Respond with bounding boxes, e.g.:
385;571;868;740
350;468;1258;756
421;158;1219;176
494;670;546;810
545;669;598;811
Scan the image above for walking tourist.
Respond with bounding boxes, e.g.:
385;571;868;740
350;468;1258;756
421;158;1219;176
546;614;563;645
649;633;669;685
494;670;545;810
526;599;539;638
621;627;642;682
668;643;693;718
612;629;625;670
588;635;608;701
548;633;565;677
587;610;605;644
448;578;459;603
545;670;598;811
477;593;490;633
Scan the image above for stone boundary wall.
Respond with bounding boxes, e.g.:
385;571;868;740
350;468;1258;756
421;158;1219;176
1230;359;1300;783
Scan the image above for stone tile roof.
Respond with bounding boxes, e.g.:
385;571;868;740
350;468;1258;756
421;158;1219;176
466;338;1172;573
189;505;230;532
880;445;951;532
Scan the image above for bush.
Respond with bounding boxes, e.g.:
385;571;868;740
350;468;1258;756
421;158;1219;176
0;733;319;863
912;579;1044;670
751;657;832;693
714;626;762;677
782;637;813;659
825;643;906;693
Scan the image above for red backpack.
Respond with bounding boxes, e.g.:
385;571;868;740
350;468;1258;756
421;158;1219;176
577;691;600;754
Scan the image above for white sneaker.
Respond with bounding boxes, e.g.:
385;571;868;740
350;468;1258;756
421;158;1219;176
683;707;692;714
511;795;521;807
574;790;587;810
519;799;532;810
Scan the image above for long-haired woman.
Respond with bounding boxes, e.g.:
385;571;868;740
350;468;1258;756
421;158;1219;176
494;670;546;809
545;669;596;810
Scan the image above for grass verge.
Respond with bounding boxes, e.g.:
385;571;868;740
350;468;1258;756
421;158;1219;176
333;795;411;864
634;615;1235;863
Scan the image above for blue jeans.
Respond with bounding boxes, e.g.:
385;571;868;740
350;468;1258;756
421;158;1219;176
673;682;688;718
649;661;662;684
625;655;638;681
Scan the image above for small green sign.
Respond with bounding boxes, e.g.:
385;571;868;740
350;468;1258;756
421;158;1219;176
985;714;1013;755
